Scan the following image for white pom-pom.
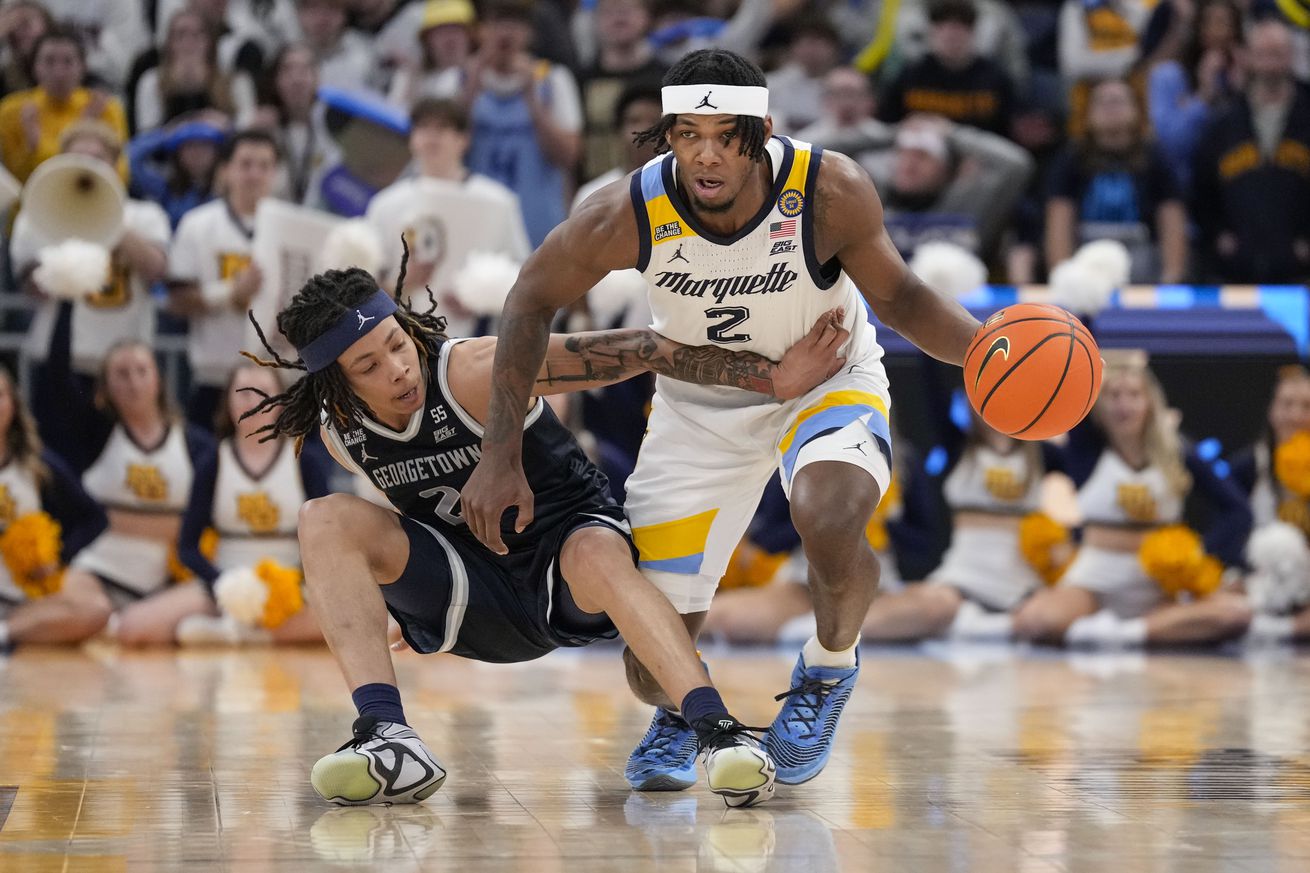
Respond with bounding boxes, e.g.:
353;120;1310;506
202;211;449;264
1072;239;1131;289
908;241;987;299
214;566;268;627
318;219;383;276
1245;522;1310;615
33;239;111;300
451;250;520;316
586;269;648;326
1048;258;1114;317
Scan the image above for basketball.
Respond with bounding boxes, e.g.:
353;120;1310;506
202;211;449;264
963;303;1103;440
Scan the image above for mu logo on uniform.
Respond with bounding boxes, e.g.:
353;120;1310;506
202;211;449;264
984;467;1025;501
125;464;168;502
0;485;14;527
1116;483;1157;523
237;492;280;533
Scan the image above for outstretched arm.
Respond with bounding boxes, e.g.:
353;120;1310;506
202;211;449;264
815;152;980;366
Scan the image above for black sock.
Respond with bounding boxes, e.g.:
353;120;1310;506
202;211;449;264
351;683;408;726
681;686;733;742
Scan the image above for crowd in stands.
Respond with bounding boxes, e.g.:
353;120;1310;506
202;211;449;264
0;0;1308;652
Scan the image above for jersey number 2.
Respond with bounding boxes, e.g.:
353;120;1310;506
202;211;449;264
705;307;751;343
418;484;465;526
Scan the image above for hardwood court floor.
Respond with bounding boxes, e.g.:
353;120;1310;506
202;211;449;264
3;643;1310;873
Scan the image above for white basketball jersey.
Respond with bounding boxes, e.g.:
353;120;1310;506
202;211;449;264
631;136;881;409
83;424;195;513
943;445;1043;514
212;438;304;568
1076;450;1183;526
169;198;257;386
0;461;44;603
365;173;531;337
15;199;171;374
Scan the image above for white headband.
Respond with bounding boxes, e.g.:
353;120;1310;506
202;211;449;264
661;84;768;118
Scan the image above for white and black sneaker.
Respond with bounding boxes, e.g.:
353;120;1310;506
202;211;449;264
311;716;447;805
695;717;777;809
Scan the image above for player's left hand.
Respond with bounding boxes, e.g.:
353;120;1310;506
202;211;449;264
772;308;849;399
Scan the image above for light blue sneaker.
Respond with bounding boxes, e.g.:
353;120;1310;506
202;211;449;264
625;708;699;791
764;650;859;785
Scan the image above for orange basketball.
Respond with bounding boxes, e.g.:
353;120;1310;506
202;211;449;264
962;303;1103;440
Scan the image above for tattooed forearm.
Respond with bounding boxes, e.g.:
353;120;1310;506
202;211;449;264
486;309;553;447
537;329;777;395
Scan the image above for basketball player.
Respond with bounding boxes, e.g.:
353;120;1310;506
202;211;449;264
243;255;849;807
167;129;279;428
464;48;981;789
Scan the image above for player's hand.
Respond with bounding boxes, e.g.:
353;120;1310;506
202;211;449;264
772;308;848;399
461;459;534;555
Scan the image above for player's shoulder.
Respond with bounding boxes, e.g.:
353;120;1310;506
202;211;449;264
563;169;639;244
811;148;883;230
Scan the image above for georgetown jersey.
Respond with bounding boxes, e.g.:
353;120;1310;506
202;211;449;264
323;338;616;554
943;445;1043;515
632;136;882;409
1077;451;1184;527
83;424;195;513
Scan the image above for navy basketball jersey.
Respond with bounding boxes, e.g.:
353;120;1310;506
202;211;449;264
323;338;616;553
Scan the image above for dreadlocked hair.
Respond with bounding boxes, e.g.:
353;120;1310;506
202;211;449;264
238;239;447;452
632;48;769;163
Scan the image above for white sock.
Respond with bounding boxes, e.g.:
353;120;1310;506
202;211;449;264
948;601;1014;641
803;634;858;670
1247;613;1295;644
1066;610;1146;647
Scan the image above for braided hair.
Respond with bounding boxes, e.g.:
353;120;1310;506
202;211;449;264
633;48;770;163
238;241;446;451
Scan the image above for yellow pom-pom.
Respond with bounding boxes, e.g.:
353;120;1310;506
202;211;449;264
1275;431;1310;499
1188;555;1225;598
1138;525;1206;598
0;511;64;598
1018;512;1073;585
720;543;788;590
865;476;901;553
255;558;304;628
170;527;221;582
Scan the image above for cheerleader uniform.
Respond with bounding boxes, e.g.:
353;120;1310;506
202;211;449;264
1230;440;1310;536
177;438;332;588
73;422;215;606
0;451;106;616
1059;422;1252;618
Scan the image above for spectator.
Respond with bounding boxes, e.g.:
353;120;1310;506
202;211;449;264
128;119;226;229
646;0;778;66
254;43;338;205
461;0;583;248
878;0;1016;135
1148;0;1245;191
296;0;378;93
1045;78;1187;283
387;0;477;106
578;0;666;182
796;66;895;169
12;122;172;471
35;0;148;91
0;1;51;98
865;116;1034;262
365;98;530;337
166;130;279;427
1192;20;1310;283
153;0;301;76
765;19;842;134
1006;80;1071;283
574;82;662;208
0;28;128;183
132;10;257;135
892;0;1031;90
1058;0;1156;136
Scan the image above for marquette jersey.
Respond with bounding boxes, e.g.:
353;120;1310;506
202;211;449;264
1077;450;1184;527
631;135;881;409
943;445;1044;515
212;438;305;568
323;338;618;557
83;424;195;513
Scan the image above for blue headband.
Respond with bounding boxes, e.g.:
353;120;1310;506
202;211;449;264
298;290;399;373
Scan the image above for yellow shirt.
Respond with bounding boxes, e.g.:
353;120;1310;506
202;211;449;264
0;87;128;182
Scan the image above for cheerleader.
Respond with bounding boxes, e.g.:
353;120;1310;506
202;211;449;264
861;411;1063;643
63;341;215;642
172;364;330;643
0;365;108;649
1230;365;1310;533
1012;352;1254;646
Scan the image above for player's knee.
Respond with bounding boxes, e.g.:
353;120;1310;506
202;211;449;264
559;528;625;605
298;494;362;546
790;478;879;551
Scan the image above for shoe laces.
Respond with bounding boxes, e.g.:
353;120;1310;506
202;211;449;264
635;711;691;762
336;716;384;752
774;678;834;739
694;717;767;754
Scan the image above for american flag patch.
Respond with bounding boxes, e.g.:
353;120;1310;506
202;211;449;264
769;220;796;239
